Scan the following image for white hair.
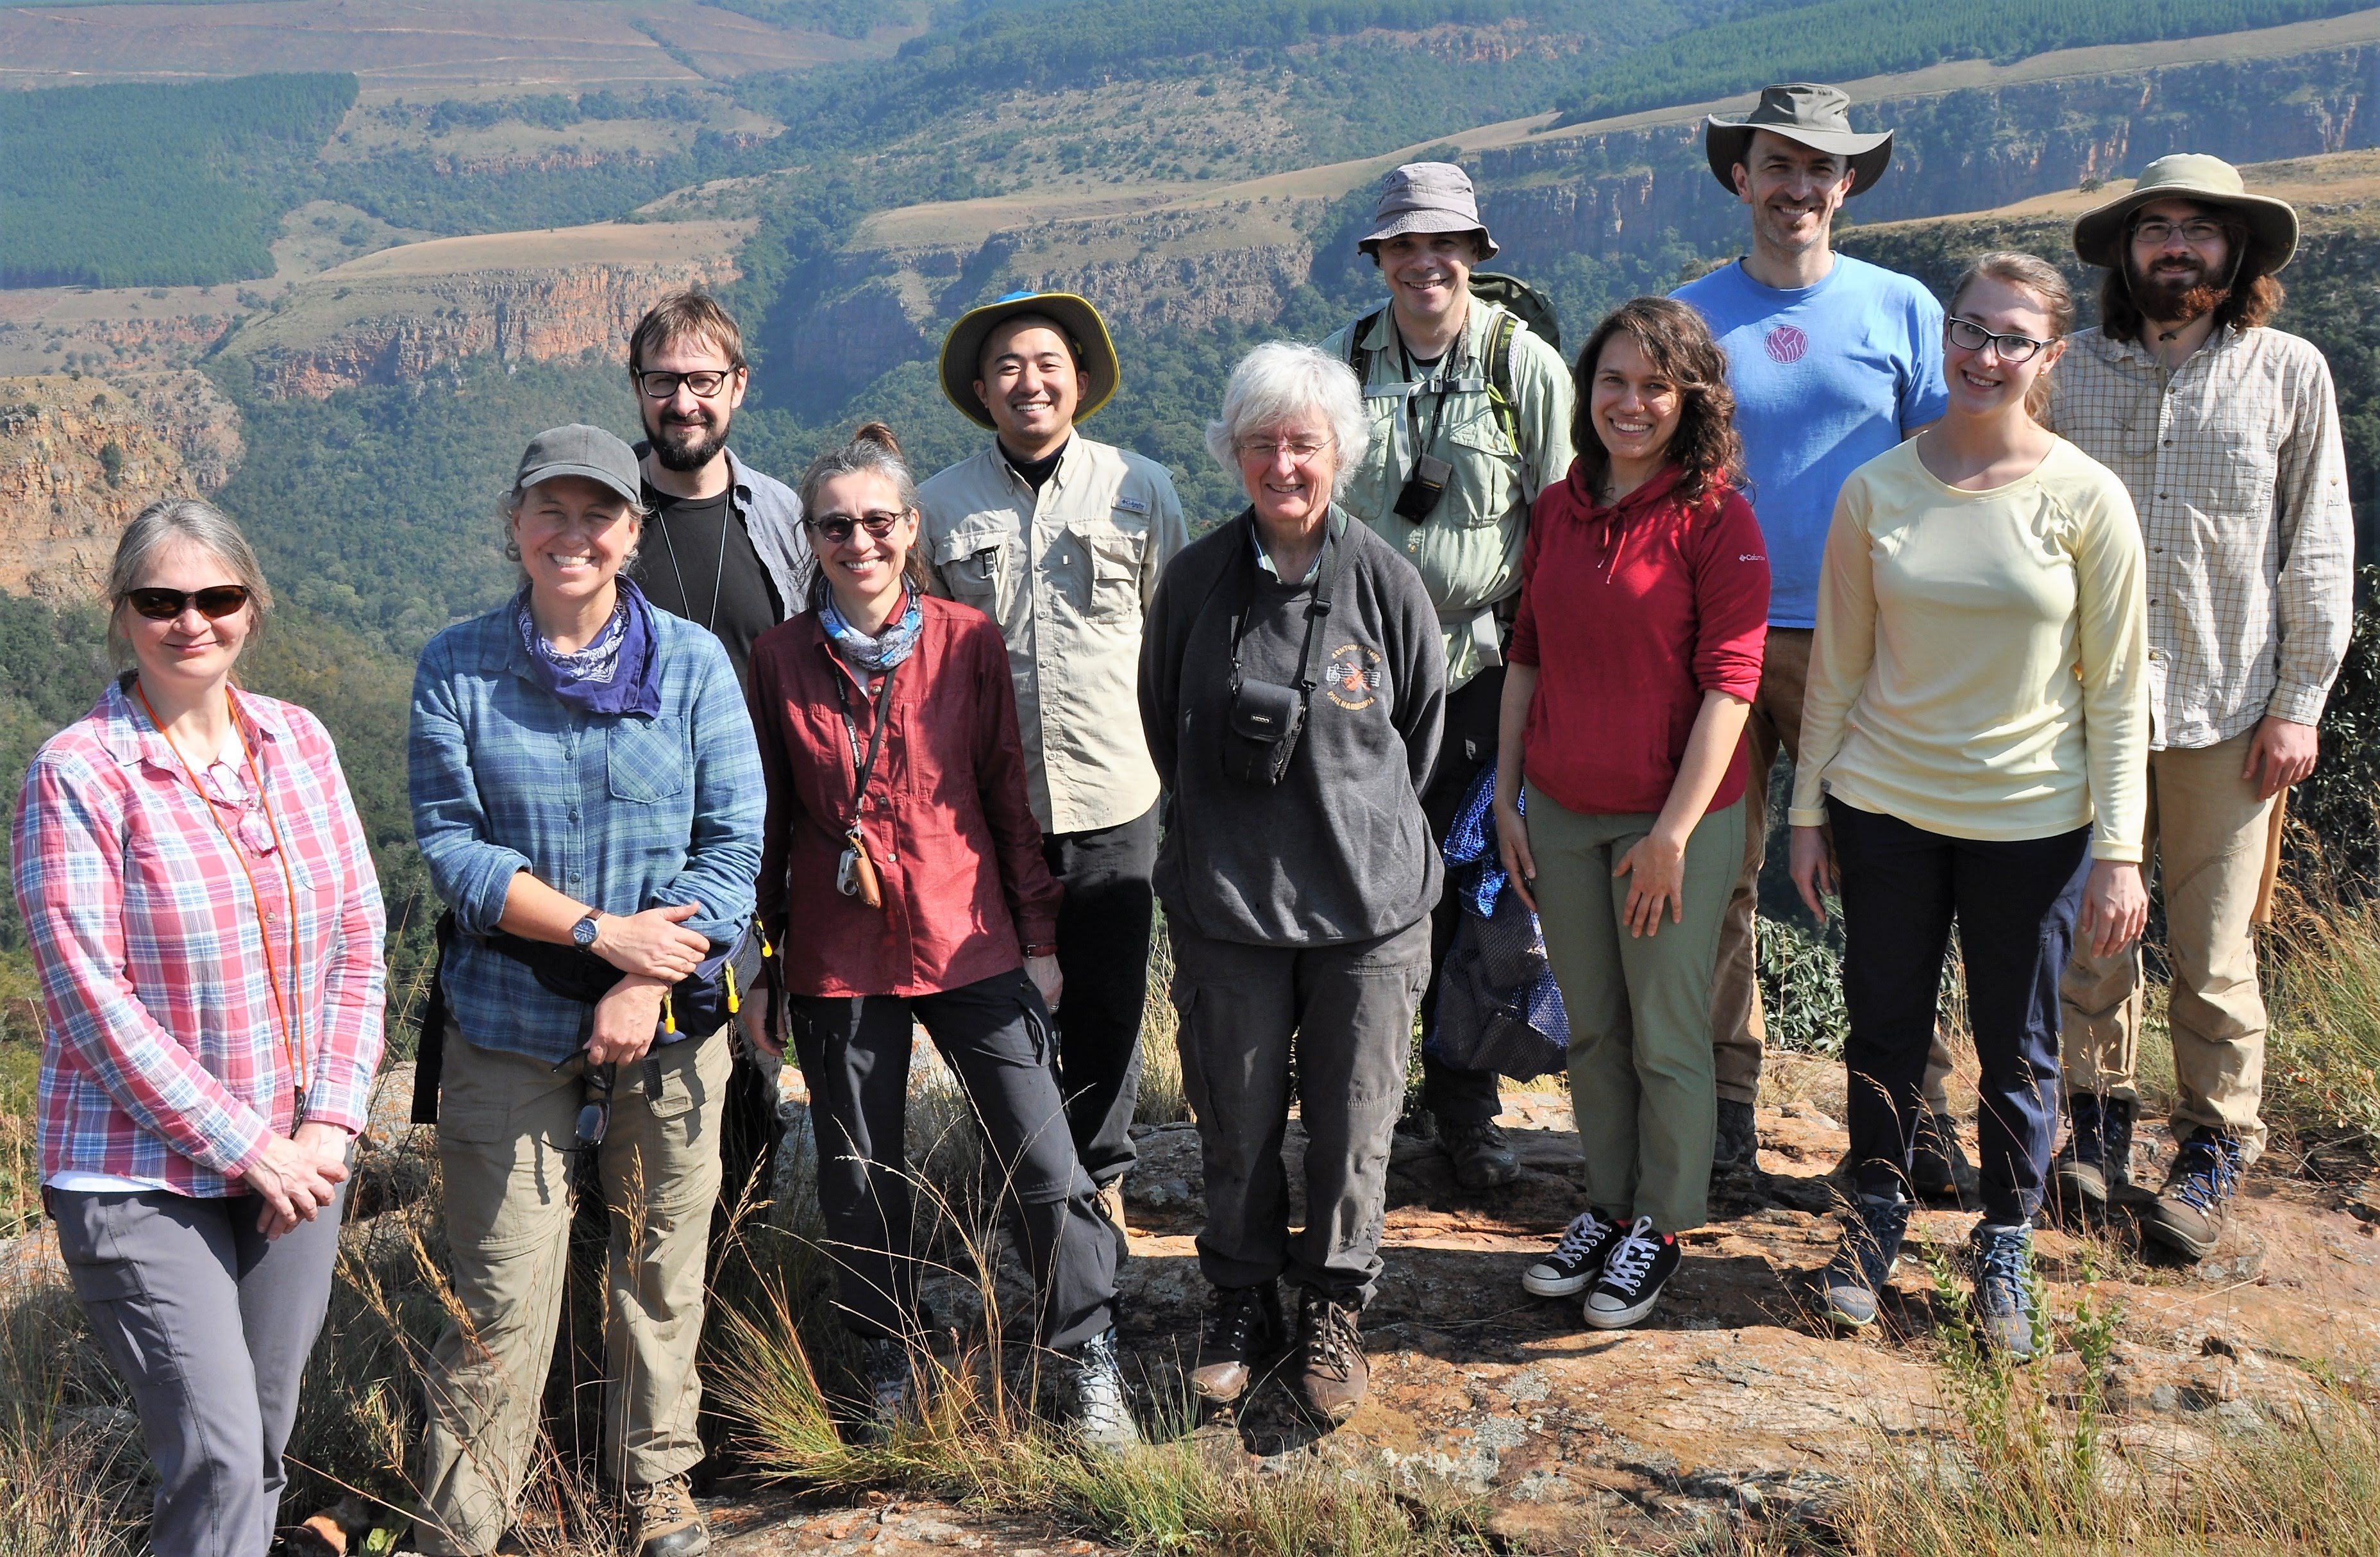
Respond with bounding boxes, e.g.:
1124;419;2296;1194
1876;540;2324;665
1204;341;1371;472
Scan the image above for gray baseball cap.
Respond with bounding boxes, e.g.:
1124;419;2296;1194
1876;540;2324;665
513;424;641;504
1357;161;1500;258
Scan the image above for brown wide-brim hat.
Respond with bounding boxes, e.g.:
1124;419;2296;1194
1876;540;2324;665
1704;82;1893;198
938;290;1120;431
2072;153;2300;272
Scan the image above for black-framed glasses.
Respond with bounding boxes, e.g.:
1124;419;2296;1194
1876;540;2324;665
1946;317;2051;363
805;511;905;544
575;1061;616;1149
634;369;735;400
2131;217;2227;249
124;585;251;622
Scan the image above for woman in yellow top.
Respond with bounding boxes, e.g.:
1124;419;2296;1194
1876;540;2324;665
1788;252;2149;1359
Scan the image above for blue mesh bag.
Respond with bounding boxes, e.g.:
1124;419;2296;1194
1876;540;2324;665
1425;763;1570;1079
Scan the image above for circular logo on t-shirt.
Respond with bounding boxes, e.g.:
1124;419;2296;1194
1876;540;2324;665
1764;324;1809;364
1325;643;1384;711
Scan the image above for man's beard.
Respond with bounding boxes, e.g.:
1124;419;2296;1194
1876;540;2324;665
646;408;732;472
2128;256;2229;329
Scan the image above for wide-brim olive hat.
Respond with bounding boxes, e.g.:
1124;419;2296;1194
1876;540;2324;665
2072;153;2300;272
938;290;1120;431
1704;82;1893;198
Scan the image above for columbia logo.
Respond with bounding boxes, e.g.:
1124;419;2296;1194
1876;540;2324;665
1739;554;1766;563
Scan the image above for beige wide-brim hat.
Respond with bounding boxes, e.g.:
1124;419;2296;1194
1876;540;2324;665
2073;153;2300;272
938;291;1120;431
1704;82;1893;198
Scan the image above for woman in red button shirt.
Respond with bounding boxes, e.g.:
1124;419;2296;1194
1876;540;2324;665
1493;297;1770;1330
745;423;1132;1451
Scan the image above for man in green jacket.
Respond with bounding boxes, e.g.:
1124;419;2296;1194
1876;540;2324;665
1320;162;1575;1190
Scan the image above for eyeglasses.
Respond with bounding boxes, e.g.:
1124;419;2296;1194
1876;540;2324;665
1236;435;1333;462
634;369;735;400
575;1060;615;1149
806;511;905;544
2131;218;2227;249
124;585;251;622
1946;317;2052;363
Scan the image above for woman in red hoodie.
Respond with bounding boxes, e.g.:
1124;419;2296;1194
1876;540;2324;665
1494;297;1770;1329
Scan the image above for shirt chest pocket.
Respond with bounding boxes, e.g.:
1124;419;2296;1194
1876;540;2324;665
1437;406;1522;528
1069;521;1145;621
607;716;687;804
934;520;1010;615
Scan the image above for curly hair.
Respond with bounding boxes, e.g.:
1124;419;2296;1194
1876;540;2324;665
1568;296;1743;510
2098;217;2286;344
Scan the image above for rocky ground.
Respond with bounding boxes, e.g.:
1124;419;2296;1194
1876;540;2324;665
695;1049;2380;1554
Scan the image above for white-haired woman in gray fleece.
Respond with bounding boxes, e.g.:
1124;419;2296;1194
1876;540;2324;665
1139;340;1445;1426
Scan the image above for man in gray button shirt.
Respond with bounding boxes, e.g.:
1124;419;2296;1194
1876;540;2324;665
918;292;1188;1245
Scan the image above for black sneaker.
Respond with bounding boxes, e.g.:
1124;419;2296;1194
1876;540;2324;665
1909;1109;1980;1204
1582;1216;1681;1330
1437;1117;1522;1190
1522;1211;1623;1298
2143;1128;2243;1261
1714;1098;1759;1172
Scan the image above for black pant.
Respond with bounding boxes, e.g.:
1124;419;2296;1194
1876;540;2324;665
1417;665;1507;1124
1043;803;1159;1186
1832;801;2091;1226
785;969;1118;1352
716;1048;780;1231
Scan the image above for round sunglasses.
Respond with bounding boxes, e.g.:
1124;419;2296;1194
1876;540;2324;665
123;585;251;622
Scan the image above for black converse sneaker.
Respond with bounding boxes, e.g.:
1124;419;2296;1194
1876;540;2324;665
1582;1216;1681;1330
1522;1211;1624;1298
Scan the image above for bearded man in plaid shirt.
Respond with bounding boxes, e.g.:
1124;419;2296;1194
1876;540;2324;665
2047;154;2354;1260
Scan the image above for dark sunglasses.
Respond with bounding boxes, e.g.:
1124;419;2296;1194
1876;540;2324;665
124;585;251;622
634;369;734;400
575;1060;616;1149
805;511;906;545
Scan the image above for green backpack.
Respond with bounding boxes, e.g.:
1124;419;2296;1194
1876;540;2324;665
1345;272;1561;449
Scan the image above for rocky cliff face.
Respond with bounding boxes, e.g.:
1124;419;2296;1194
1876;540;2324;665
230;256;739;399
1477;46;2380;275
0;371;243;601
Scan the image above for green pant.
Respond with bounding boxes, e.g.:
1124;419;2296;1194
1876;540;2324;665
1526;785;1743;1235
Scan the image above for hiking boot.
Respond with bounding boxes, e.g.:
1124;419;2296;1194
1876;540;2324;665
1583;1216;1682;1330
1293;1286;1369;1423
624;1474;707;1557
1909;1109;1981;1204
1814;1192;1911;1330
2143;1128;2243;1261
1437;1116;1522;1190
1966;1221;2041;1361
1095;1178;1130;1261
1714;1097;1759;1172
1189;1281;1282;1405
2053;1092;2136;1222
1060;1327;1140;1455
855;1336;914;1443
1522;1210;1625;1299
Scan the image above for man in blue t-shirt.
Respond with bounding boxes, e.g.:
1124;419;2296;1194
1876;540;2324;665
1673;83;1968;1197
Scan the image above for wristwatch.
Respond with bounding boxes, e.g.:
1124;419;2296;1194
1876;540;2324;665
1023;942;1058;958
571;911;602;950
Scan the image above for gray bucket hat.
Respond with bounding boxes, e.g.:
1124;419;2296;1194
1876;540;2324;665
1704;83;1893;198
1357;161;1500;258
514;423;641;505
2072;153;2300;273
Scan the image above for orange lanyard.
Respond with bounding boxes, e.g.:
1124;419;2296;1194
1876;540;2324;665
134;684;310;1124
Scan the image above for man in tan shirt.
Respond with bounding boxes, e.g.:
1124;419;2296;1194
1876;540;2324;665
918;292;1187;1240
2050;156;2353;1260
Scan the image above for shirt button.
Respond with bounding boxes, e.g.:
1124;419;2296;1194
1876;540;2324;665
884;851;896;863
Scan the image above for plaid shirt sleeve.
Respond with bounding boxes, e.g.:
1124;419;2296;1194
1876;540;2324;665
409;638;534;935
2270;348;2356;726
13;745;275;1181
292;710;387;1135
649;634;764;949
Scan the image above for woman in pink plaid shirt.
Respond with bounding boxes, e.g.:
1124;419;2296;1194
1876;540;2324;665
11;498;386;1557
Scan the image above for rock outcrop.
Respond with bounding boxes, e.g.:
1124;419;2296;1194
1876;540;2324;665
0;371;243;600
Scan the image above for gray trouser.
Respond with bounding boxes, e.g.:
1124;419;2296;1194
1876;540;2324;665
49;1182;346;1557
1169;917;1430;1306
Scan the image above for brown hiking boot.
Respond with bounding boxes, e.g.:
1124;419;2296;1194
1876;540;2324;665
1095;1178;1130;1259
625;1474;708;1557
2143;1128;2243;1261
1293;1286;1368;1423
1436;1117;1522;1190
1190;1281;1282;1405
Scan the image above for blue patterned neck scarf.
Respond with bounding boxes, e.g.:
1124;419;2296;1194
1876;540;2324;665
820;587;923;675
514;577;662;717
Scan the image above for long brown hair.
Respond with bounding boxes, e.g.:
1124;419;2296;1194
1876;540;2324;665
800;420;932;605
1568;297;1743;510
2098;217;2285;345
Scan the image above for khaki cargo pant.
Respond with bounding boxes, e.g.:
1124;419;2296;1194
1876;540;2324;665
2059;733;2274;1155
1713;628;1954;1110
413;1020;729;1556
